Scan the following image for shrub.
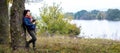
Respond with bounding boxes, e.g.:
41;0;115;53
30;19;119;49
37;3;80;36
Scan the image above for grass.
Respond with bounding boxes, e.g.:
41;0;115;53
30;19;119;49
1;36;120;53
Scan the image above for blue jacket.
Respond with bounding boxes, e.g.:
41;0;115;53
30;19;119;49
23;17;36;30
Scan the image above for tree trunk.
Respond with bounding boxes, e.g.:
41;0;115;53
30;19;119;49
10;0;26;50
0;0;9;44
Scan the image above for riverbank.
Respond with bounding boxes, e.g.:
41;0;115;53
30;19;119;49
1;36;120;53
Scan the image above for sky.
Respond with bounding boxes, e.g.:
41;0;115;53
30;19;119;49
25;0;120;15
43;0;120;12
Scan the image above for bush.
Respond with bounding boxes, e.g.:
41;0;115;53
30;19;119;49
37;3;80;36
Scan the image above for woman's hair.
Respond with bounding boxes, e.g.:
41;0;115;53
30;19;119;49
23;10;30;17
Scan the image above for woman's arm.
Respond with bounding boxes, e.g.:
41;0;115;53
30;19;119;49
23;18;34;26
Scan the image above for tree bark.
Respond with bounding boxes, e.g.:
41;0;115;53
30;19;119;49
0;0;9;44
10;0;26;50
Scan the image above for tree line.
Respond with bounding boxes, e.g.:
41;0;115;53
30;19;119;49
65;9;120;21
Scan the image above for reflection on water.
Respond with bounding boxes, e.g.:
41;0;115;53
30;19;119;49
71;20;120;40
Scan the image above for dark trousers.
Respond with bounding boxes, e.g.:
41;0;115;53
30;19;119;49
27;30;37;47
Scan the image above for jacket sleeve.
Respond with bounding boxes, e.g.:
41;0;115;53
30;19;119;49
23;18;34;27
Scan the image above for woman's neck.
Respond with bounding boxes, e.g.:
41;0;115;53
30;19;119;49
25;15;32;18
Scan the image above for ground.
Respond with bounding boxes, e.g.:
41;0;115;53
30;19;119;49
1;36;120;53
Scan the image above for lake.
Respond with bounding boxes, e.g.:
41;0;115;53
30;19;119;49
71;20;120;40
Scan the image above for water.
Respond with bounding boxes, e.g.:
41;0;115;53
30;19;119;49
71;20;120;40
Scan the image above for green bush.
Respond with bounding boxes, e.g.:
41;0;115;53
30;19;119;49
37;4;80;36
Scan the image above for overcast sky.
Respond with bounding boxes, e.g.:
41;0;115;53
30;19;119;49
26;0;120;15
43;0;120;12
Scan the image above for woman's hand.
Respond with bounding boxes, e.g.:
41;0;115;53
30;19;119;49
32;22;36;24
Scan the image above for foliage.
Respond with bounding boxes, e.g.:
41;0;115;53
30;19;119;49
37;4;80;36
106;9;120;21
64;12;74;20
74;10;88;20
73;9;120;21
96;11;106;20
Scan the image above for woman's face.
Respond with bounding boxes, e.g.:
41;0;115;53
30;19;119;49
26;11;31;16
